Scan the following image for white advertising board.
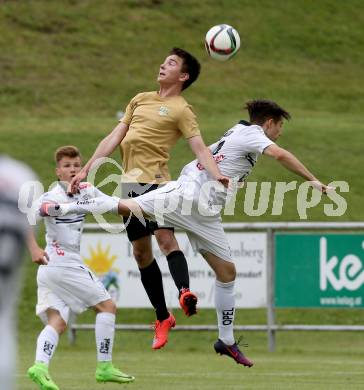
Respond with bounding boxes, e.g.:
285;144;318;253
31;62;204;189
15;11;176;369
80;231;266;308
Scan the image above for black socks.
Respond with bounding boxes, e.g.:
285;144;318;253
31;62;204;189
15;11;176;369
166;250;190;294
139;259;169;321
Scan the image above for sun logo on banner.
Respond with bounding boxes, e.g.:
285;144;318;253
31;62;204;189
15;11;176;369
83;242;120;301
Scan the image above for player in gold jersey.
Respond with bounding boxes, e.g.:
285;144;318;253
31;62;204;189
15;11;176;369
69;48;229;349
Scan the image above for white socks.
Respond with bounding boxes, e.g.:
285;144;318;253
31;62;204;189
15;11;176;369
95;312;115;362
34;313;116;365
215;280;235;346
35;325;59;365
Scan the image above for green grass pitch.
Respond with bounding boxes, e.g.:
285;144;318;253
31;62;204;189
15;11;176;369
18;329;364;389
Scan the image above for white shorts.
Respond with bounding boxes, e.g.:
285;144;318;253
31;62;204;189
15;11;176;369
134;182;232;262
36;265;111;324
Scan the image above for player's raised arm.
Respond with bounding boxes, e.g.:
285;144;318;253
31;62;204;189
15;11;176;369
263;144;329;193
68;121;129;194
187;135;230;188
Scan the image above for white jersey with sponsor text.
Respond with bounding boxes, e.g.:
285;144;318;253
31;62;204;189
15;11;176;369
38;182;104;267
177;121;274;207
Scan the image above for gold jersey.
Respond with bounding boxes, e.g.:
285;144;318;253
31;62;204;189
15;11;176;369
120;91;200;183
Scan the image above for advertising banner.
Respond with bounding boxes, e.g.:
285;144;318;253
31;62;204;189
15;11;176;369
80;231;267;308
275;234;364;308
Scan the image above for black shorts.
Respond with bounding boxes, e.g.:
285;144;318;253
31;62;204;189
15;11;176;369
122;183;174;242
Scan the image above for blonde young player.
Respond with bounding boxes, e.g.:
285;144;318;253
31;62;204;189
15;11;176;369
42;100;332;366
27;146;134;390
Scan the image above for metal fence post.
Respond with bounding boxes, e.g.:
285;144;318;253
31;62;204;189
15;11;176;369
67;311;77;345
266;227;276;352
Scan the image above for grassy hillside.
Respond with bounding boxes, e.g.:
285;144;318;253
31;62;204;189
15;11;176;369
1;0;364;117
1;0;364;336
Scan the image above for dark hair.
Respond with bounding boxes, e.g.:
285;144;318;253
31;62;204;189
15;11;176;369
55;145;81;164
244;99;291;125
170;47;201;90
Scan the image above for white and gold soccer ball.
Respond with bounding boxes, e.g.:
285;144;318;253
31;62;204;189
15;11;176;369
205;24;240;62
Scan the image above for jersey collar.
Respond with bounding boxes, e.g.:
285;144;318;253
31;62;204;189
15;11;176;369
239;119;266;135
56;181;76;198
239;119;251;126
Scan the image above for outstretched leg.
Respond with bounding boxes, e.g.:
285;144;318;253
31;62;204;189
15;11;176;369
40;195;144;220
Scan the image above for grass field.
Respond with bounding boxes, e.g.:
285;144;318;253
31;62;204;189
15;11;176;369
1;1;364;389
17;308;364;389
18;327;364;390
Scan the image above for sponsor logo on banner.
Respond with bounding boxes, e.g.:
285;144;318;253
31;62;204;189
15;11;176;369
319;236;364;307
320;237;364;291
81;232;267;309
82;242;120;302
275;234;364;308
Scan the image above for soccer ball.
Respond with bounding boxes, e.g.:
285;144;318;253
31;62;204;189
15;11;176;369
205;24;240;62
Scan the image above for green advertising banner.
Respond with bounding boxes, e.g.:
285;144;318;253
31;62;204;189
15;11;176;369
275;234;364;308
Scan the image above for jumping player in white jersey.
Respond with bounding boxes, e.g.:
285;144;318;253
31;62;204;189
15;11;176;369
41;100;331;366
0;155;36;390
27;146;135;390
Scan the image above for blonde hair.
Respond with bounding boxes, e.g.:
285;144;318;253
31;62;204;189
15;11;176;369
54;145;81;164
